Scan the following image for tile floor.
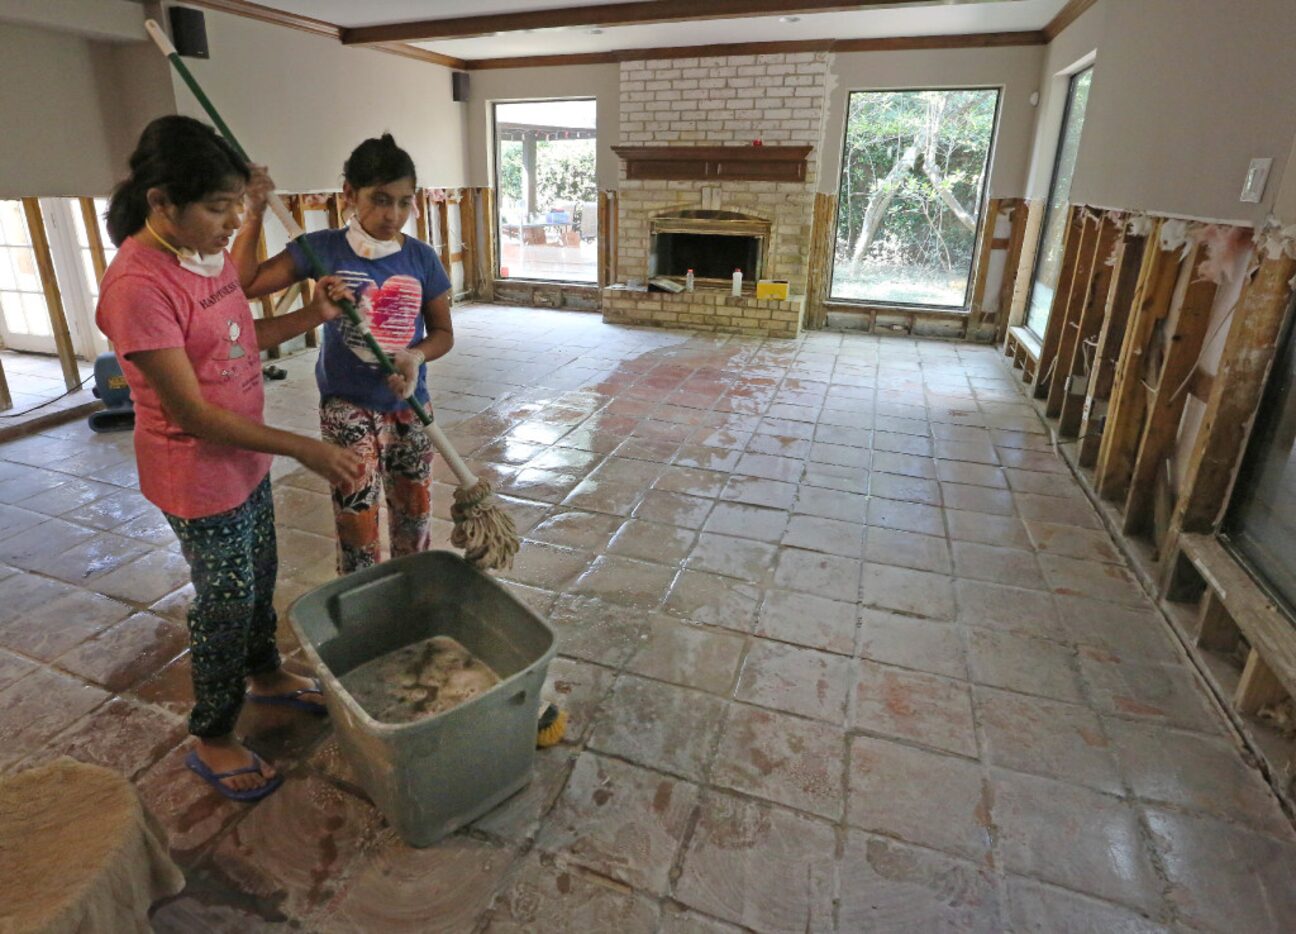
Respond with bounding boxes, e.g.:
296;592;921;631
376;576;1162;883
1;304;1294;932
0;349;97;432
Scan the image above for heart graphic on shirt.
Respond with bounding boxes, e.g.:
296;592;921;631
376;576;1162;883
337;272;423;364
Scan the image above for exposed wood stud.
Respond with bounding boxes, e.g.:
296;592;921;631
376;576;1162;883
1094;232;1177;500
1123;242;1219;538
415;189;430;243
1078;230;1148;466
965;198;1001;339
1044;209;1100;412
287;195;318;349
805;192;836;330
437;191;452;273
1058;214;1121;436
325;194;343;230
22;198;79;391
78;197;108;285
1034;205;1086;400
0;357;12;411
481;188;498;302
255;229;280;360
1166;251;1296;547
1196;589;1239;653
1235;649;1289;716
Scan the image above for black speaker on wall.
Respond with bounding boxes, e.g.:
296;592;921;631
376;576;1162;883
169;6;209;59
451;71;469;103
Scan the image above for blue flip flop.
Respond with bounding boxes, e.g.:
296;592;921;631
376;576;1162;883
185;748;283;802
245;679;328;716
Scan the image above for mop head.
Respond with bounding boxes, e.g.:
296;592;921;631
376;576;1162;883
450;478;520;571
536;703;567;748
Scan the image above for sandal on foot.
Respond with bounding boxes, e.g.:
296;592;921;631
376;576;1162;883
185;748;283;802
262;365;287;380
246;679;328;716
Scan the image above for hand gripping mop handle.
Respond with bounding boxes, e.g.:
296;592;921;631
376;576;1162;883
144;20;479;489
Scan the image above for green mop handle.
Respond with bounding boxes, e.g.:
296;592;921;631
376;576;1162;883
143;20;484;489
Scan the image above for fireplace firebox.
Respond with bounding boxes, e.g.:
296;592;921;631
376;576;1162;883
648;210;770;286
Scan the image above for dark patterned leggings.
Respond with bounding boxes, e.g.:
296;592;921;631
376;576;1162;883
319;396;434;575
165;476;280;738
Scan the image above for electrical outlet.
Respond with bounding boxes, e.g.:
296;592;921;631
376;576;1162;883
1240;158;1273;203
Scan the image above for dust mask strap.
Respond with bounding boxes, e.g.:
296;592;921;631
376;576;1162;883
145;218;226;278
346;215;401;260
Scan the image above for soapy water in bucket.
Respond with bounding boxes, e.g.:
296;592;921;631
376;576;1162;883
339;635;501;724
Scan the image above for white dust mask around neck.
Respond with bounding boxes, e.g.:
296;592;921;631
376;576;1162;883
145;219;226;278
346;215;402;260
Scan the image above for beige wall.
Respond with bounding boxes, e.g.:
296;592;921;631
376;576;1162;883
820;44;1047;199
0;22;122;197
169;5;465;192
1066;0;1296;225
463;64;621;190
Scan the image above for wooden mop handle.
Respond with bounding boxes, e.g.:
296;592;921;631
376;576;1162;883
143;18;479;489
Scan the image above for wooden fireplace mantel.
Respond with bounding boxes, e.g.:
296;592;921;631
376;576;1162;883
612;145;812;183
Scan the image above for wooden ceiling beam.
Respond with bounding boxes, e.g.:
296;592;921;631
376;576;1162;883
340;0;962;46
1042;0;1098;41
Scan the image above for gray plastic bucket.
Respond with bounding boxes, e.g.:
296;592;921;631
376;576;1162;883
287;550;557;847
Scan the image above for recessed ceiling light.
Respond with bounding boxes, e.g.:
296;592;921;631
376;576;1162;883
779;15;800;23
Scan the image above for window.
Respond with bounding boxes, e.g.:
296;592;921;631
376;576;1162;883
0;200;54;353
68;198;115;302
494;99;597;284
1223;302;1296;613
1025;67;1093;337
831;88;1000;308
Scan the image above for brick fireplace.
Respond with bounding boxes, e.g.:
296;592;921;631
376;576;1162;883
602;52;830;339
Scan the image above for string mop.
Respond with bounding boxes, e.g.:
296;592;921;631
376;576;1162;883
144;20;520;573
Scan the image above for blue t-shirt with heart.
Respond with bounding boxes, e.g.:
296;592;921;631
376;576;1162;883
286;229;451;412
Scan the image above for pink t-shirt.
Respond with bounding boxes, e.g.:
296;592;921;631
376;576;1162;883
96;237;271;519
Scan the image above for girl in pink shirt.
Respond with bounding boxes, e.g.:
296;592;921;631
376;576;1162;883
96;116;362;801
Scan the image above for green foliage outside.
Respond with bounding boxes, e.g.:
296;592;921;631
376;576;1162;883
832;89;999;307
497;139;597;219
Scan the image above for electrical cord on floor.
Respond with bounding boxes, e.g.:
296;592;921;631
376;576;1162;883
0;372;93;418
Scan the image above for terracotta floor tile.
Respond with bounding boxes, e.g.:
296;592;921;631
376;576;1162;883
792;485;869;522
867;496;945;536
483;851;661;932
1054;595;1181;663
852;660;978;757
968;627;1085;703
873;430;934;456
0;518;98;571
686;532;777;583
755;588;857;654
0;648;37;692
837;831;1002;933
808;440;871;469
1038;553;1146;606
129;650;194;718
20;695;184;779
781;513;864;557
1145;807;1296;932
1107;719;1291;836
90;548;193;605
858;609;967;680
871;471;942;506
624;615;745;694
945;509;1032;549
0;589;133;661
321;832;516;933
941;482;1016;516
657;905;747;933
500;542;592;591
994;769;1162;913
952;540;1047;589
974;686;1122;794
591;672;726;781
735;639;851;723
135;739;248;865
653;464;728;499
675;792;835;932
859;562;955;620
702;501;789;543
211;775;383;920
772;547;859;602
711;703;846;819
547;595;650;668
570;555;675;610
802;461;870;494
0;666;110;769
673;444;742;472
864;526;952;574
848;736;992;861
662;569;760;632
536;751;697;895
955;579;1067;640
527;510;621;550
0;503;57;541
1079;653;1223;733
718;474;798;509
1014;493;1102;529
55;612;188;692
1006;877;1171;933
871;450;937;480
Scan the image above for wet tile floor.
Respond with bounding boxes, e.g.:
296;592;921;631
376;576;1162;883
1;304;1294;932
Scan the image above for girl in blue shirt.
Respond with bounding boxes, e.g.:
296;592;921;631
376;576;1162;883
235;134;452;573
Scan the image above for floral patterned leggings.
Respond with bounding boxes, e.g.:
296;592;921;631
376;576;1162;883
165;476;279;738
319;396;435;575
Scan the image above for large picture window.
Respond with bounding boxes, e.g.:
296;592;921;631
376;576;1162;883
830;88;1000;308
494;99;597;284
1025;67;1093;337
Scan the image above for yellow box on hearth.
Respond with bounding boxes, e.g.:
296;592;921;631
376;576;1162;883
755;279;789;300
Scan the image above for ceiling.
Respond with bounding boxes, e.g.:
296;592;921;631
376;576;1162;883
240;0;1074;62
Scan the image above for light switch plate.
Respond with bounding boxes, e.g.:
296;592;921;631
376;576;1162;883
1240;158;1273;203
